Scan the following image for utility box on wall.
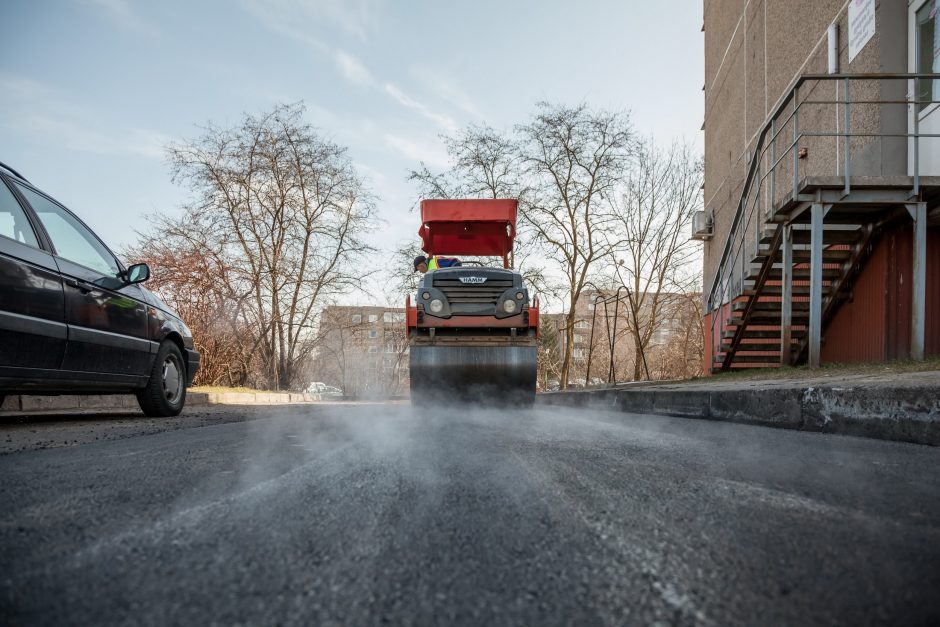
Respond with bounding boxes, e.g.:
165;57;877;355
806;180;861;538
691;211;713;240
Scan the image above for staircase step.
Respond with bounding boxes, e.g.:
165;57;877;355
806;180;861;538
732;300;810;312
747;266;843;281
758;224;863;245
723;328;807;339
728;313;809;325
743;285;820;296
711;362;782;373
755;248;853;262
719;340;797;351
713;353;784;364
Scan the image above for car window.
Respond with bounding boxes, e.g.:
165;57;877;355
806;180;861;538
0;181;39;247
15;184;119;276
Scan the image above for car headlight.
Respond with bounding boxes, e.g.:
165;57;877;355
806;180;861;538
503;299;517;313
429;299;444;313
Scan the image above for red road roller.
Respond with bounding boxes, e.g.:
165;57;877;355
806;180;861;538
406;199;540;405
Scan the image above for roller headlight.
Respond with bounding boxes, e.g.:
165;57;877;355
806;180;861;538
429;299;444;313
515;291;524;300
503;299;517;313
422;292;430;300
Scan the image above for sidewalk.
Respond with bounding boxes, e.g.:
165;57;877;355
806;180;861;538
538;370;940;446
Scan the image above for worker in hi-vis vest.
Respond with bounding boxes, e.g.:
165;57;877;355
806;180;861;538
413;255;461;273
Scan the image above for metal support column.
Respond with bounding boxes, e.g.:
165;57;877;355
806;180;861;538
780;225;793;365
808;203;824;368
842;77;851;197
909;202;927;360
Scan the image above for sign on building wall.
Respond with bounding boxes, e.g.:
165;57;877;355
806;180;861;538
848;0;876;62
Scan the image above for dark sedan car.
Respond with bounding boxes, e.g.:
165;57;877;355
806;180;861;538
0;162;199;416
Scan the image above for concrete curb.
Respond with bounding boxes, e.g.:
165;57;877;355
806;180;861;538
0;391;319;414
537;384;940;446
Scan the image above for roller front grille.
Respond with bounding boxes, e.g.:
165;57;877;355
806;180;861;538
432;278;513;309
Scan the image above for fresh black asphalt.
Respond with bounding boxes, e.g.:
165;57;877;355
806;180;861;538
2;404;939;625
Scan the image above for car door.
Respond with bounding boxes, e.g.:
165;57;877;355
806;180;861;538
0;178;67;377
13;182;153;381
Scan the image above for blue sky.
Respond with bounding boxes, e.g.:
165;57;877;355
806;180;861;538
1;0;703;286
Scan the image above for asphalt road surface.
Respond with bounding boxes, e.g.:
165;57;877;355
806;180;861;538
2;403;939;626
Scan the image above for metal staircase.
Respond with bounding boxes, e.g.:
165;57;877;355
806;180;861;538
706;74;938;373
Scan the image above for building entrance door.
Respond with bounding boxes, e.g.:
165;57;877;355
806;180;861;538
910;0;940;175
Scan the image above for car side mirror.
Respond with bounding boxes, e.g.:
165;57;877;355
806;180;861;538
125;263;150;285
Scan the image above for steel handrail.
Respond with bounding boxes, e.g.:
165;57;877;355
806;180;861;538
705;72;940;312
706;72;940;370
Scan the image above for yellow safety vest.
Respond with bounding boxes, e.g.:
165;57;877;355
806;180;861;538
427;256;440;271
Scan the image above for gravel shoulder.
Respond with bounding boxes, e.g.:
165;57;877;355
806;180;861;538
0;402;403;455
0;406;299;455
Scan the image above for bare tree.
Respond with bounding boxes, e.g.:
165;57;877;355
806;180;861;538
609;139;703;380
647;290;705;380
409;123;520;200
537;316;563;390
406;123;549;293
517;102;634;389
379;323;410;396
125;214;256;387
164;102;376;389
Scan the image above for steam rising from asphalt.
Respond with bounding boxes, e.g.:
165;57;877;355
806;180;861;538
47;398;940;625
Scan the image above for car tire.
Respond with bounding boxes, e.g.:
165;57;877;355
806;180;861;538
137;341;187;417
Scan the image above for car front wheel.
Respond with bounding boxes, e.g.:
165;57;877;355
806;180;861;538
137;341;187;417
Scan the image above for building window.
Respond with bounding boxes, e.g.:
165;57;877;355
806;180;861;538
351;314;361;324
368;330;378;338
384;312;405;323
368;314;378;323
368;346;378;354
917;1;939;113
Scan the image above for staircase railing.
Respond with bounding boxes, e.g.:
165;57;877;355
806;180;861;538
705;73;940;371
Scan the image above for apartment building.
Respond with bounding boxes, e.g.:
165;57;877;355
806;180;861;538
314;305;409;397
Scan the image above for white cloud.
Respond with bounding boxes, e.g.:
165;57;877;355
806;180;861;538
240;0;463;136
384;84;458;133
240;0;382;42
333;50;375;87
20;115;170;158
383;134;450;169
241;0;381;91
84;0;159;37
0;74;170;159
411;66;484;119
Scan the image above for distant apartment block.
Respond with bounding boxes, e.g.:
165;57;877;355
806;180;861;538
314;305;409;397
701;0;939;372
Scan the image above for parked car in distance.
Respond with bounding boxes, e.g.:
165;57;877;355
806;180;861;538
0;162;200;416
306;381;343;397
